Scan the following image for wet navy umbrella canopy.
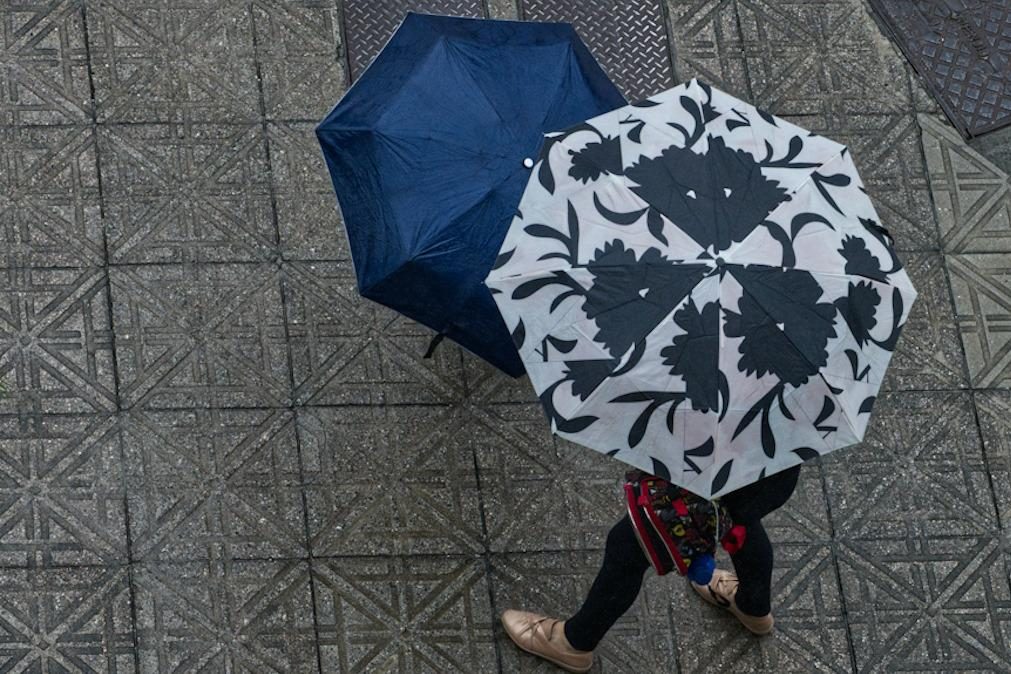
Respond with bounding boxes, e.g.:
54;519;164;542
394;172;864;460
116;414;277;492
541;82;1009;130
317;13;626;376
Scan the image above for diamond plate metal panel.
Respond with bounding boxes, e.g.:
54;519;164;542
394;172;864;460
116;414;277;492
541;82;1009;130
342;0;486;81
869;0;1011;138
519;0;673;102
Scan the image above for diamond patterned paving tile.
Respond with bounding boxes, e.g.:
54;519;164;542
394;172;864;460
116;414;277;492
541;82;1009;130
881;253;969;391
282;260;467;405
920;113;1011;253
519;0;673;102
0;266;118;416
0;565;136;672
0;413;126;568
824;392;998;541
120;408;307;562
783;113;938;251
343;0;486;81
0;125;103;267
736;0;911;117
665;0;751;97
491;551;678;672
134;558;317;673
0;0;91;125
97;124;277;264
671;543;853;673
252;0;346;121
837;536;1011;672
86;0;260;123
313;555;496;673
475;408;623;553
975;391;1011;528
299;405;483;556
947;253;1011;388
109;263;292;409
268;122;348;261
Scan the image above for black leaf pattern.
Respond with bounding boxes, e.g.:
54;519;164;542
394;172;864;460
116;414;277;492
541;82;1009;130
593;193;647;225
711;460;734;494
651;458;672;481
792;447;820;461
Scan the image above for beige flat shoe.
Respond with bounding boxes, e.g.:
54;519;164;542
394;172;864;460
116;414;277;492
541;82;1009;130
501;609;593;672
691;568;775;636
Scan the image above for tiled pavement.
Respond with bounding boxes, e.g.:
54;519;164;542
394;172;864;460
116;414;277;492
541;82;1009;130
1;0;1010;672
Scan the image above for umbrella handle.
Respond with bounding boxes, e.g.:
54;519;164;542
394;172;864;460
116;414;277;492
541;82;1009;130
423;333;445;359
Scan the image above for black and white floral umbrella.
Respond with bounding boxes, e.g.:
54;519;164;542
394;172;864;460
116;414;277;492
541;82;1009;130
485;79;917;498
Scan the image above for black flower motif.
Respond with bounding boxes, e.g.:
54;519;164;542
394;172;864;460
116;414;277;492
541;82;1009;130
724;267;837;387
839;236;886;281
564;358;619;401
624;136;788;253
660;300;720;411
834;281;880;347
582;240;708;358
568;135;622;183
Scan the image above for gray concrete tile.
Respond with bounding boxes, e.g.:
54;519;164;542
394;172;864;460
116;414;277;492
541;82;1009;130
86;0;261;123
462;354;539;405
0;1;91;125
312;555;496;673
299;405;484;556
0;413;127;567
666;0;751;97
97;124;278;264
837;536;1011;672
737;0;911;117
109;263;292;409
282;260;467;405
0;565;136;672
477;417;623;553
671;542;853;673
0;266;118;415
0;125;104;267
491;550;678;672
946;253;1011;389
267;122;348;261
881;253;969;391
974;391;1011;528
824;391;998;541
120;408;307;562
969;124;1011;178
252;0;347;121
783;113;938;252
134;558;317;672
920;114;1011;254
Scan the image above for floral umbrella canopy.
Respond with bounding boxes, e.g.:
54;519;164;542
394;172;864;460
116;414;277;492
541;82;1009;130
485;79;917;498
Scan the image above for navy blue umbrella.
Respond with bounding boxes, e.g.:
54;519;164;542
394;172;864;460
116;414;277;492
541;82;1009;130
317;13;625;377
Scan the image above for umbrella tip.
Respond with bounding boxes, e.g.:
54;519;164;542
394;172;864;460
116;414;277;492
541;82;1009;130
523;157;534;169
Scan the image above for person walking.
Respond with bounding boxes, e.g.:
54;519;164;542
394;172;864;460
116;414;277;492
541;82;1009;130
500;465;801;672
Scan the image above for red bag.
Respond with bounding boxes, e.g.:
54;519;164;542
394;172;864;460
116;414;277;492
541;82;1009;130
624;469;746;578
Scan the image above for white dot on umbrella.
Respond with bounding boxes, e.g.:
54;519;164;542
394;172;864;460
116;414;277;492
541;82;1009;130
639;288;649;298
724;187;733;197
686;189;697;199
523;157;534;169
777;322;785;331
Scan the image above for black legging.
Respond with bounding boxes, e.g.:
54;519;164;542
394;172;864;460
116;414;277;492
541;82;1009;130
564;466;801;652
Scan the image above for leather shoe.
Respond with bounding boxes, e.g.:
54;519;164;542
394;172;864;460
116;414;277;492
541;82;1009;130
501;609;593;672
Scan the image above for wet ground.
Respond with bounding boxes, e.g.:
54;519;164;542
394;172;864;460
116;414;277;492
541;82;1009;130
1;0;1010;671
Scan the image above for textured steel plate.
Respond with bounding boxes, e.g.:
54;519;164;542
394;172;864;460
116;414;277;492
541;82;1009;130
518;0;673;102
868;0;1011;137
342;0;486;80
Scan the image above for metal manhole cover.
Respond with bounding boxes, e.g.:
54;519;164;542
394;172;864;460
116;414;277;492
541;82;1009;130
868;0;1011;137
